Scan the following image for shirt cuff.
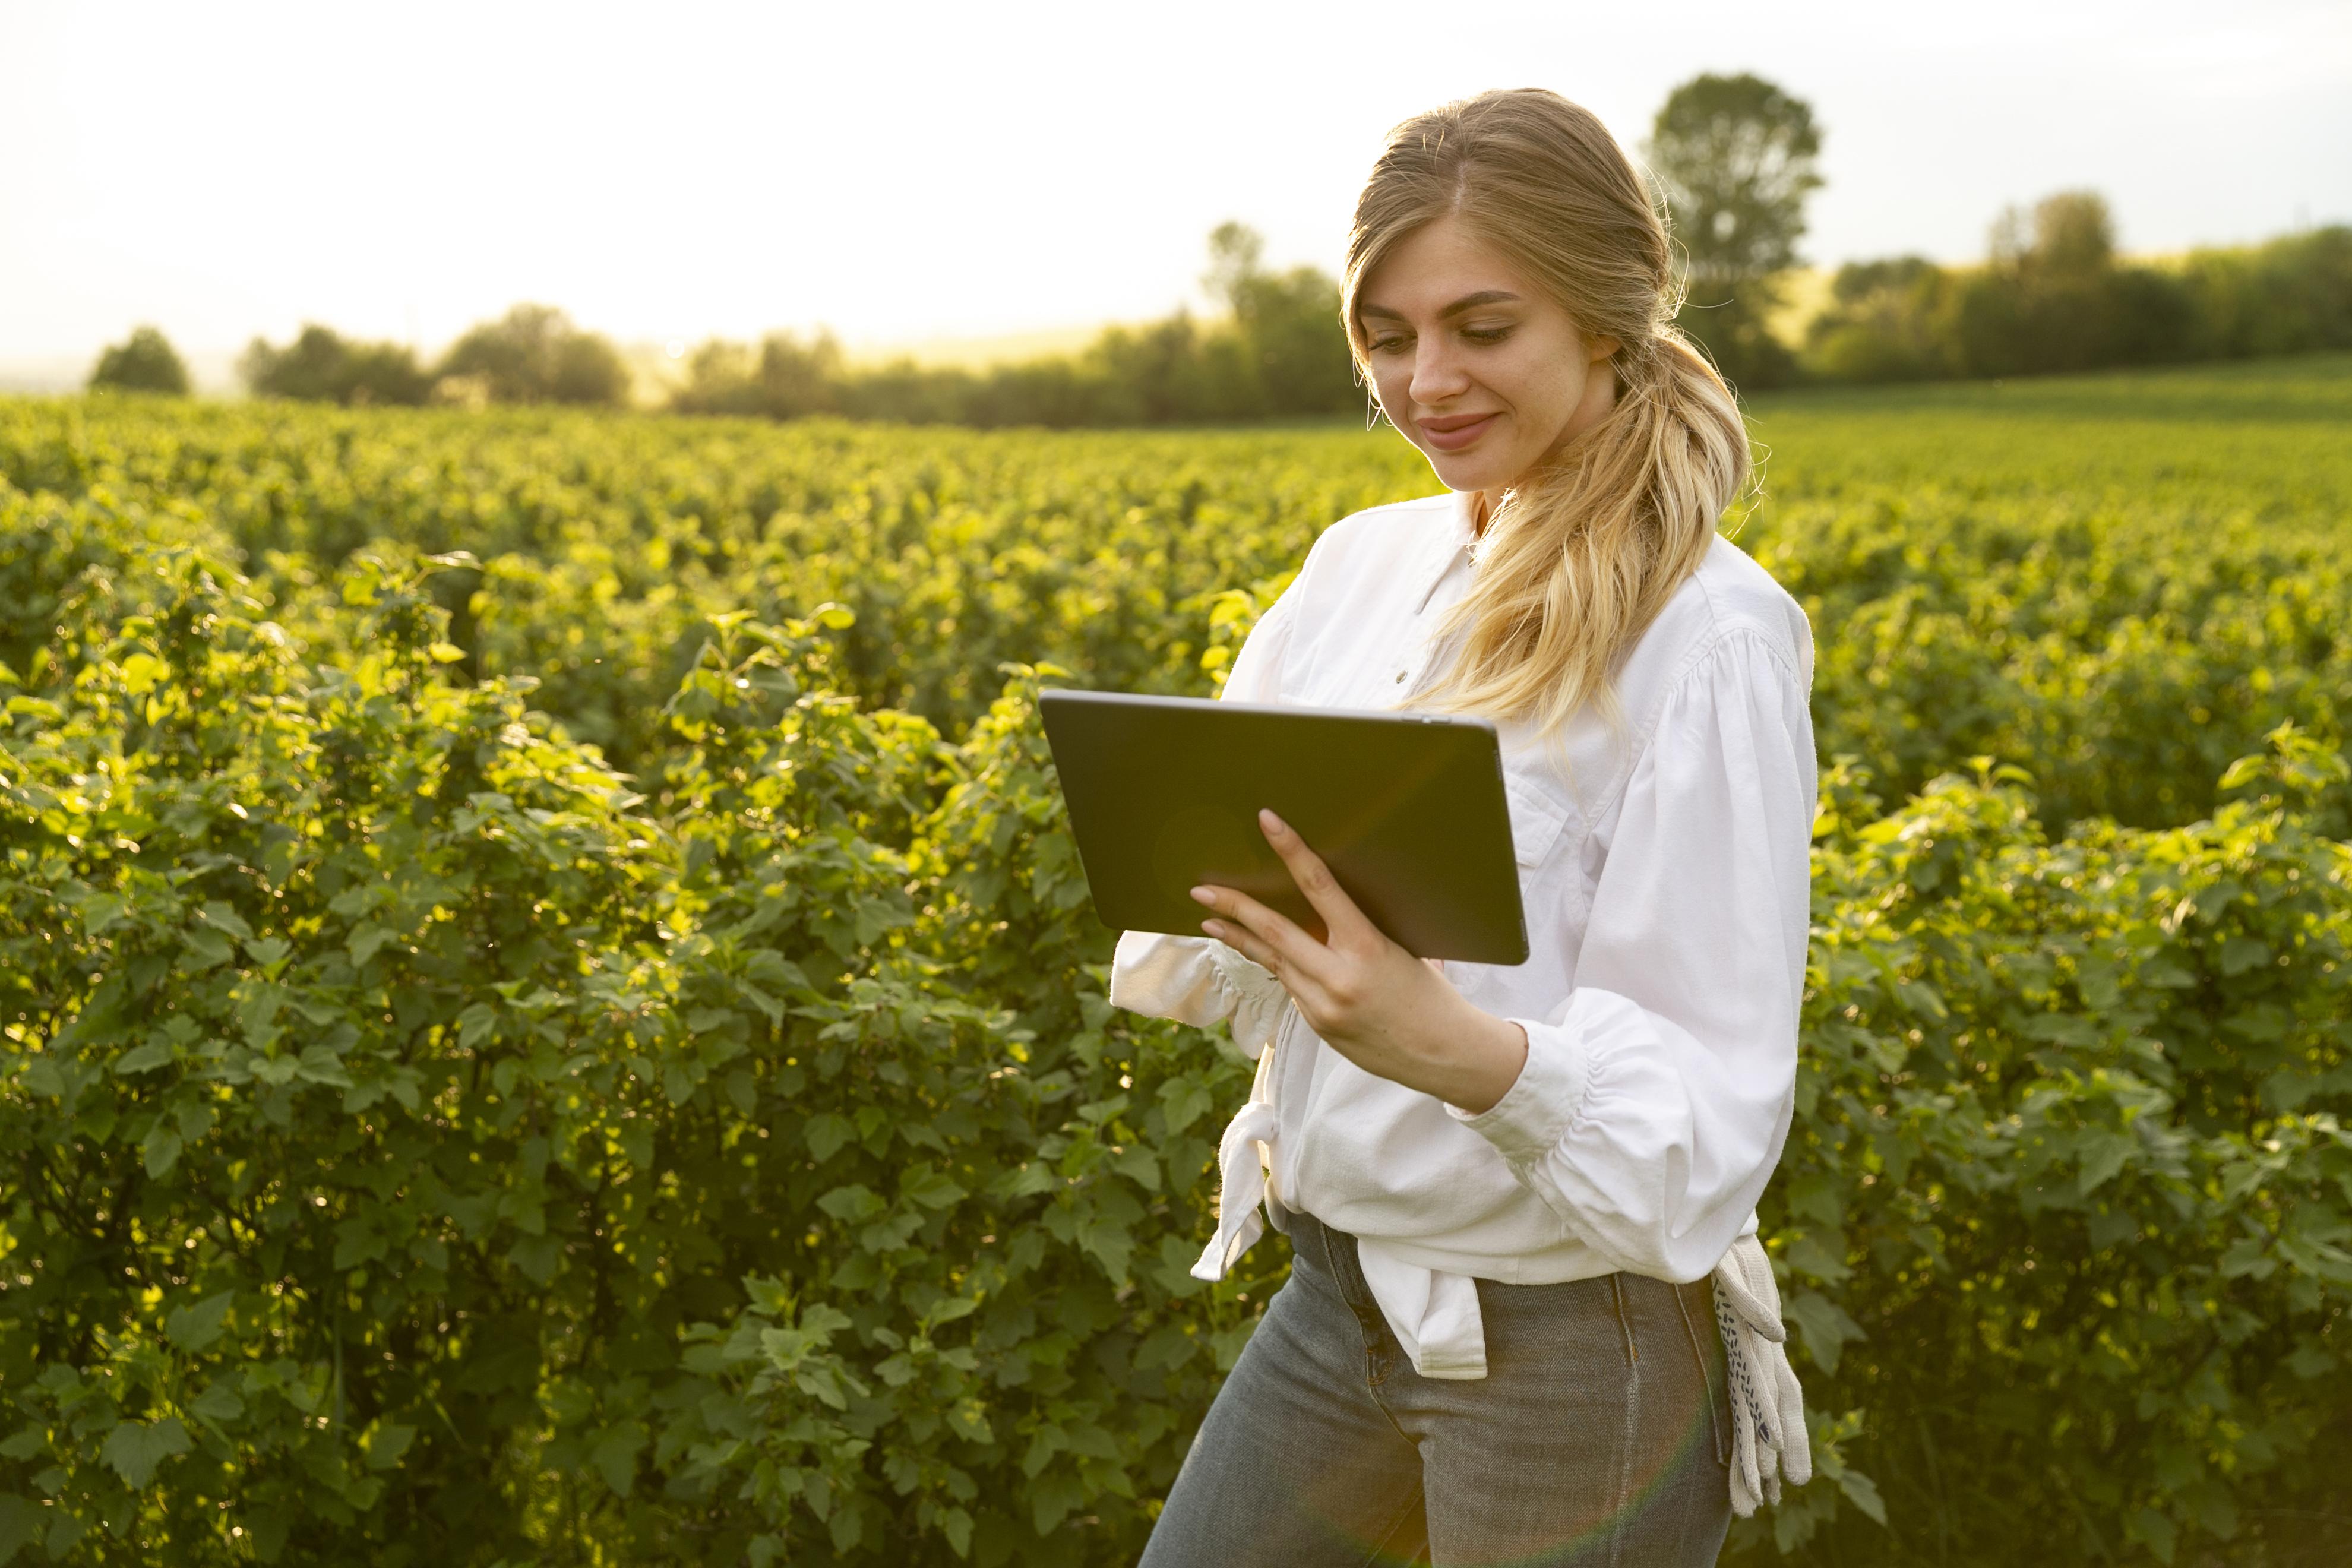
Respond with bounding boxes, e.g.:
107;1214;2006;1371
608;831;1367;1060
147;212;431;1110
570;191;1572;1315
1446;1017;1592;1165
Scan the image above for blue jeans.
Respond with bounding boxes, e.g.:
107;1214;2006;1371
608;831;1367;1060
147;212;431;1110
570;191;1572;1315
1142;1210;1734;1568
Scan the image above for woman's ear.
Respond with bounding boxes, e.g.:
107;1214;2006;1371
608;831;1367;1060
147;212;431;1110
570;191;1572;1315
1585;333;1622;362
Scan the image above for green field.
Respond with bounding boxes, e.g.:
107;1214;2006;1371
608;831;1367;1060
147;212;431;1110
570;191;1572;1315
2;359;2349;1566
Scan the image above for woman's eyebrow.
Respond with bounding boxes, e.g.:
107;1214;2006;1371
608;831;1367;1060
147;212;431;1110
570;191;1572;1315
1355;290;1522;324
1437;290;1520;319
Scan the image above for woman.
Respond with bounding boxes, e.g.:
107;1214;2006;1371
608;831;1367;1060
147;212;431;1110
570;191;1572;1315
1114;90;1816;1567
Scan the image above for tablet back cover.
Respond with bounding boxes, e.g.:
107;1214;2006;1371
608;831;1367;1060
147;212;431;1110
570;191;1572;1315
1040;689;1529;965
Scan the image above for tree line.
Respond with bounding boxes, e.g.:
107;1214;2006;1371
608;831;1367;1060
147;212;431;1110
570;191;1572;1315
84;72;2352;417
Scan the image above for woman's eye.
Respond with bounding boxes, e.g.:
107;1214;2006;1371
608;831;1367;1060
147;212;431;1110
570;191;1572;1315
1462;325;1513;346
1367;335;1410;355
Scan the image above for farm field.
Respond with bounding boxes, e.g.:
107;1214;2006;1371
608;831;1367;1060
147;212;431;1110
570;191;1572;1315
2;357;2350;1567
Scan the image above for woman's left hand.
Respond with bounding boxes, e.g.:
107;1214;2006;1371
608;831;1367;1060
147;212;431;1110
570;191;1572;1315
1193;809;1529;1114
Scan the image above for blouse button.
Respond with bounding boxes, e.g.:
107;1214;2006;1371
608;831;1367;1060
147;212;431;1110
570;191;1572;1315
1393;671;1406;683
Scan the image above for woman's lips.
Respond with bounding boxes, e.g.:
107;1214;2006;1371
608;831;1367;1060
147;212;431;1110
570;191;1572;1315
1418;412;1499;453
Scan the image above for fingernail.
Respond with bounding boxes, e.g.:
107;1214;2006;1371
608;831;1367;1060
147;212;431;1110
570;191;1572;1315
1200;920;1224;939
1260;810;1285;834
1189;886;1215;905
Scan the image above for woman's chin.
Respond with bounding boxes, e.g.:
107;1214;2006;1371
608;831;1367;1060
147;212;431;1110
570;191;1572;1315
1424;448;1515;494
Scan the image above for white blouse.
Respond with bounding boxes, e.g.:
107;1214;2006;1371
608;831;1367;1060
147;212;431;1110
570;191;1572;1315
1110;486;1818;1382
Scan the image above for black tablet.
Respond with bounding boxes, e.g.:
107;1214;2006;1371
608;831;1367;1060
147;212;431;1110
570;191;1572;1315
1039;688;1529;965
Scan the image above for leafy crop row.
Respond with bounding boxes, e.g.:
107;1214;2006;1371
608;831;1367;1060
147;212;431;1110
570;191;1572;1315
3;363;2350;1564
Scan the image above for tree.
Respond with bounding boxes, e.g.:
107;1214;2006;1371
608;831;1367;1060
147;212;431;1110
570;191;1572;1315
1201;221;1360;418
1647;73;1823;389
435;304;631;406
1951;189;2185;376
88;325;191;395
1804;257;1955;382
242;325;431;406
672;332;843;421
1201;222;1266;314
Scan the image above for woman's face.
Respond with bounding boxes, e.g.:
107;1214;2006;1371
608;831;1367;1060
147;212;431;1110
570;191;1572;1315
1357;215;1618;498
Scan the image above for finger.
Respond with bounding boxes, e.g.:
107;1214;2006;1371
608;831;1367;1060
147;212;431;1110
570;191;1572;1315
1191;882;1332;981
1257;811;1378;946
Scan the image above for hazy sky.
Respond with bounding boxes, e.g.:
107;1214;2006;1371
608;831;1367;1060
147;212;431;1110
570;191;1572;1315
4;0;2348;377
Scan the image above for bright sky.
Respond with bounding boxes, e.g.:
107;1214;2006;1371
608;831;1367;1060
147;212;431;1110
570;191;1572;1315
4;0;2348;384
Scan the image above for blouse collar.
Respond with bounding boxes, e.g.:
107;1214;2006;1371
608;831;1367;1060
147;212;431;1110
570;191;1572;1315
1412;489;1482;616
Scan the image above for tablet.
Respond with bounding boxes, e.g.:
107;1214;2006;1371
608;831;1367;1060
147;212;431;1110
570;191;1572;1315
1039;688;1529;965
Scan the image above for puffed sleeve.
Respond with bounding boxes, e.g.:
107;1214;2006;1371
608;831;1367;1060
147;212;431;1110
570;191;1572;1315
1450;628;1816;1281
1106;589;1299;1057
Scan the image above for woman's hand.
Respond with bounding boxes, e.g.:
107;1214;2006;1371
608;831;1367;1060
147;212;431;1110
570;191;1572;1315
1192;810;1529;1115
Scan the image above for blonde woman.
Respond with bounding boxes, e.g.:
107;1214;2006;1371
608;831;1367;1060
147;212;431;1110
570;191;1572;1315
1114;90;1816;1567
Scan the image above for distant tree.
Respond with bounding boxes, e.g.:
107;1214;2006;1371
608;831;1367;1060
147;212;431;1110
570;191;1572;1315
1202;222;1266;312
1991;189;2116;284
672;333;844;421
1804;256;1955;382
1202;221;1360;418
2178;225;2352;358
88;326;191;395
435;305;631;406
242;325;431;406
1647;72;1823;388
1951;190;2189;376
664;223;1360;430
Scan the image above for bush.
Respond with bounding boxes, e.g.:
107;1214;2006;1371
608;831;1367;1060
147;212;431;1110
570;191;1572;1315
241;327;430;407
671;333;843;421
1802;203;2352;385
666;224;1360;431
0;522;1273;1564
2177;226;2352;361
86;329;189;397
1803;258;1952;382
2;478;2347;1564
435;306;631;407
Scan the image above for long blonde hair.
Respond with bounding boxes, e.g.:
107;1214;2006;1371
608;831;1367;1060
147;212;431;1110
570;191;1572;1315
1344;88;1750;736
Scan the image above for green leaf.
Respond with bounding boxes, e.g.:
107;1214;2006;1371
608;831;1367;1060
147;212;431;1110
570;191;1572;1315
510;1234;564;1285
100;1418;192;1490
588;1421;647;1497
198;902;254;941
0;1493;42;1566
118;651;172;695
2217;936;2272;976
113;1041;173;1076
902;1169;968;1210
183;928;235;970
165;1291;235;1352
348;924;397;967
2130;1507;2179;1564
940;1505;973;1558
363;1423;416;1471
806;1113;853;1162
189;1381;245;1426
1835;1463;1888;1526
143;1125;184;1179
2075;1130;2135;1197
1783;1291;1867;1376
1159;1076;1212;1134
816;1185;884;1223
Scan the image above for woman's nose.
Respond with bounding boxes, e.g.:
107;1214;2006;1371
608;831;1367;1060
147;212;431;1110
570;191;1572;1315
1409;342;1471;406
